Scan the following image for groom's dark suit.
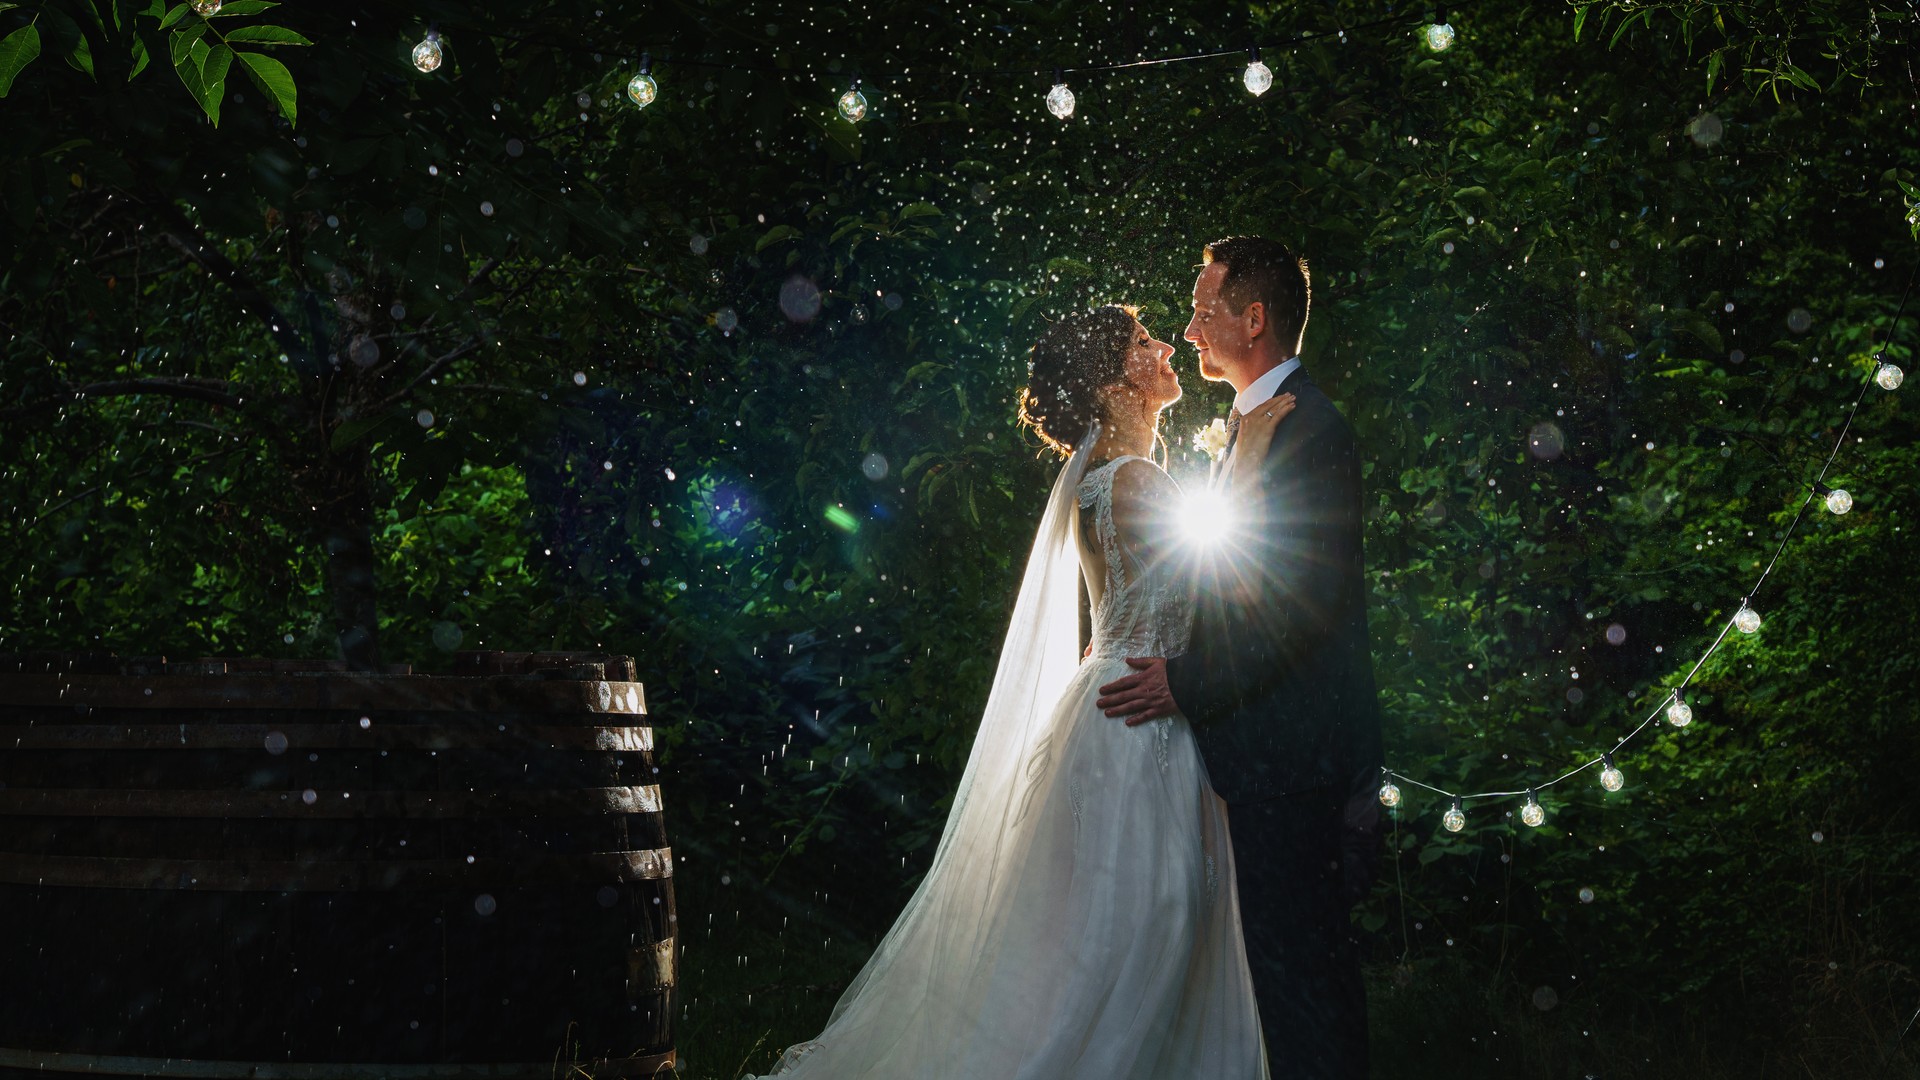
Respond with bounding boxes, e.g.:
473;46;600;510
1164;365;1382;1079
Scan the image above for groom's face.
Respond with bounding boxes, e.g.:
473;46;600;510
1184;262;1251;383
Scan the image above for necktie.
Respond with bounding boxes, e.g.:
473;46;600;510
1225;407;1244;454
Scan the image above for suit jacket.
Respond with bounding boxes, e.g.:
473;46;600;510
1167;368;1383;823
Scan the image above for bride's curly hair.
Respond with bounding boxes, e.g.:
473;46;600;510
1018;304;1141;458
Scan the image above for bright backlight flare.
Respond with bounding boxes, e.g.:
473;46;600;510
1179;488;1234;545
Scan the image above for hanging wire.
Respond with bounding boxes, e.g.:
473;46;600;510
444;10;1434;84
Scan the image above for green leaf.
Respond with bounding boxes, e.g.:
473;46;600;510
168;22;205;65
206;0;279;15
156;2;189;30
175;36;222;125
330;413;395;452
1572;4;1588;42
755;224;800;251
201;42;231;87
129;36;150;80
220;24;310;46
67;28;94;78
236;49;295;125
0;23;40;96
897;201;941;220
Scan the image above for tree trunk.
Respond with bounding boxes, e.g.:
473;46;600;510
315;445;381;671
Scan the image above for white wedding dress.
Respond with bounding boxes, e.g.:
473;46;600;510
750;441;1269;1079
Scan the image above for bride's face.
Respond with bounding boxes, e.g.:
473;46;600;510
1119;320;1181;410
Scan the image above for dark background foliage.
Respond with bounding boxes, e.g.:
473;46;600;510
3;0;1918;1076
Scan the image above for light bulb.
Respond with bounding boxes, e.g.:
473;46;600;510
1379;781;1402;808
1876;362;1904;391
627;55;657;109
1733;604;1762;634
837;83;869;123
191;0;223;14
412;34;443;74
1666;690;1692;728
1243;52;1273;96
1520;792;1546;828
1824;487;1852;515
1599;754;1624;792
1442;798;1466;833
1046;82;1076;119
1425;22;1457;52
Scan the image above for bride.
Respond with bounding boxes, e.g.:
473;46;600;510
751;305;1292;1079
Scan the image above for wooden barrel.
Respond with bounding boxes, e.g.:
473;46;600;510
0;651;675;1079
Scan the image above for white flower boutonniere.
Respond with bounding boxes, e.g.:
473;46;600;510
1193;417;1231;460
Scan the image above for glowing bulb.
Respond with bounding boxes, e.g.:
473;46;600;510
1442;798;1466;833
412;33;443;73
1425;22;1457;51
1876;362;1903;390
1599;754;1624;792
191;0;222;14
1733;604;1762;634
627;55;658;109
1379;781;1402;808
837;82;869;123
1046;82;1076;120
1520;791;1546;828
1824;487;1852;515
1666;690;1692;728
1243;52;1273;96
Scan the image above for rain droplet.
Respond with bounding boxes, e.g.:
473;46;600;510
417;409;435;428
265;731;289;755
474;893;498;916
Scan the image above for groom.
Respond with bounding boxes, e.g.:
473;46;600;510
1096;235;1382;1078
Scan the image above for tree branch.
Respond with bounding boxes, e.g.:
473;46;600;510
1;377;248;423
146;201;310;364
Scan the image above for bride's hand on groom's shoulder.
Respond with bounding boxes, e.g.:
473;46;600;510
1223;392;1296;492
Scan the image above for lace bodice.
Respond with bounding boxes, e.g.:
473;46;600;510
1076;456;1193;661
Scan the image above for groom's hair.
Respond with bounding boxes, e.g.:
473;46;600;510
1202;236;1311;353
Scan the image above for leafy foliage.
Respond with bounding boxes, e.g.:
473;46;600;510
3;1;1919;1076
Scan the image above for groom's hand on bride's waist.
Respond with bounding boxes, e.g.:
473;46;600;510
1096;657;1179;727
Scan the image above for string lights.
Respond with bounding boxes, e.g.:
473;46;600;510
1666;689;1693;728
1045;71;1076;120
414;9;1446;123
1379;262;1914;845
412;31;444;74
1425;6;1457;52
1243;48;1274;96
1520;790;1546;828
626;53;657;110
1598;754;1625;792
836;77;869;123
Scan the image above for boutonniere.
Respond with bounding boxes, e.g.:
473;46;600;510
1192;417;1231;460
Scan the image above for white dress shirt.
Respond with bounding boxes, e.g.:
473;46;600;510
1216;357;1302;495
1232;356;1302;415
